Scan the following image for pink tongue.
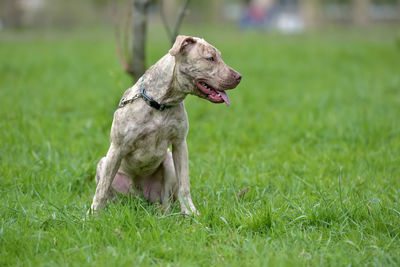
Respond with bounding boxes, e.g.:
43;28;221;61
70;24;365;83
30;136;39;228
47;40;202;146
219;90;230;106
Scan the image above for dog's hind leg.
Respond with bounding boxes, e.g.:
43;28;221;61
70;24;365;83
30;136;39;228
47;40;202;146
97;157;138;198
112;173;136;196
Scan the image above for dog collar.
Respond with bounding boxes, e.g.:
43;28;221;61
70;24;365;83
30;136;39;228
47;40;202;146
118;76;173;111
139;77;173;111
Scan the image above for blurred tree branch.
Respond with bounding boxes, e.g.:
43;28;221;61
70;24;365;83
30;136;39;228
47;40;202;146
114;0;191;81
160;0;190;45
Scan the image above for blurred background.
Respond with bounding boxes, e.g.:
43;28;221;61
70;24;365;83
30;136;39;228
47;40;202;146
2;0;399;82
1;0;400;31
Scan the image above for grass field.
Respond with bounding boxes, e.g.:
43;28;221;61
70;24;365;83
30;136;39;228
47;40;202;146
1;25;400;266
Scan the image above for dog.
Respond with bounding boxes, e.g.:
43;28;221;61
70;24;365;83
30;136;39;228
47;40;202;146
88;35;241;215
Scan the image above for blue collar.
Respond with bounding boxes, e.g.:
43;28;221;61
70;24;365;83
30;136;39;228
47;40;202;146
118;76;173;111
139;76;172;111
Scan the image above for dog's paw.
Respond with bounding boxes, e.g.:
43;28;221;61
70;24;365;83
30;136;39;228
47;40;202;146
192;209;200;216
86;208;94;219
86;206;97;219
86;201;104;218
181;207;200;216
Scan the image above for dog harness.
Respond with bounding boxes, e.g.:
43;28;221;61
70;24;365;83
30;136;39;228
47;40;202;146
118;76;173;111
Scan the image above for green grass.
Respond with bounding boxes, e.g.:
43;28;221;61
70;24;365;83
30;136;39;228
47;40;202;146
1;25;400;266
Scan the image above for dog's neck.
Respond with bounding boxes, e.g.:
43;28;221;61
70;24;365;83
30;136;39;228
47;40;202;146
140;54;188;107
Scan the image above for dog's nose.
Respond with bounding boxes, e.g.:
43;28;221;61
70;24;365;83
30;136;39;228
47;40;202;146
234;72;242;83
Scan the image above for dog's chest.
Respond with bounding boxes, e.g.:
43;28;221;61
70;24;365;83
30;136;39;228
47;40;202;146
119;109;186;175
134;117;177;151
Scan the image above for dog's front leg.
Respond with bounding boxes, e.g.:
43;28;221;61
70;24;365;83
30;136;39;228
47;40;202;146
88;143;122;214
172;140;198;215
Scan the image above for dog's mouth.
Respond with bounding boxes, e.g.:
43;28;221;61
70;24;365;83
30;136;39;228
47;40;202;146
196;80;230;106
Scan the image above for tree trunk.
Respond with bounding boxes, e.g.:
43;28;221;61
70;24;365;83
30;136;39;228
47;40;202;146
300;0;321;28
353;0;370;25
131;0;150;81
1;0;24;28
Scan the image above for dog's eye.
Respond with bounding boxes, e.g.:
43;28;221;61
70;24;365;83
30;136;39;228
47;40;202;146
207;57;214;62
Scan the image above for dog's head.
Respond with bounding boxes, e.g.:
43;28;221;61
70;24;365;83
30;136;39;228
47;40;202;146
169;35;242;106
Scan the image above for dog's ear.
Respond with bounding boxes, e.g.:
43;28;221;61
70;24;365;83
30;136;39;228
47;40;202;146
169;35;196;57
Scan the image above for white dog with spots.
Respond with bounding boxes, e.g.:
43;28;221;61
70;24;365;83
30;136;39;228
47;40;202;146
88;35;242;215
